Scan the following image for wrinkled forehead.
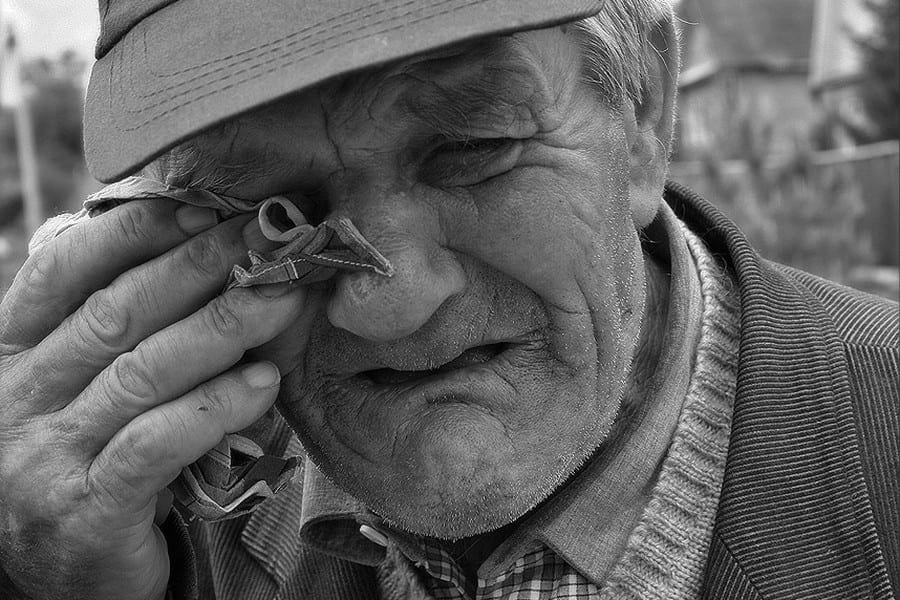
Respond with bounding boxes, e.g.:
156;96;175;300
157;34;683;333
320;31;571;127
166;28;578;189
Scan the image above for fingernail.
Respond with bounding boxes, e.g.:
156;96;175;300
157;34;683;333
176;205;219;234
242;362;280;388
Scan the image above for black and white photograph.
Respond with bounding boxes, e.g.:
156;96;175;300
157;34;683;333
0;1;897;598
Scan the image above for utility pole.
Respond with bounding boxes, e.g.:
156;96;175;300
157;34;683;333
1;0;42;237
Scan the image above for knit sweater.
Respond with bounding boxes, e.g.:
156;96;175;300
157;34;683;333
597;223;740;599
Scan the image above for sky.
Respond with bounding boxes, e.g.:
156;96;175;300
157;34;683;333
3;0;99;61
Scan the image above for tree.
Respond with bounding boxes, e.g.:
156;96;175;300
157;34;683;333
692;112;875;283
0;50;87;224
855;0;900;142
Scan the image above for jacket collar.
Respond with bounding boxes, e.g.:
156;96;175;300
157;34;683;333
664;182;892;599
238;433;308;586
238;431;386;588
238;182;891;597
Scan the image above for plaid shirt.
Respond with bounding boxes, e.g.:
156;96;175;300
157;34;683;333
416;541;601;600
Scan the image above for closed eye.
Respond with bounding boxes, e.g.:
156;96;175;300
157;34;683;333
420;137;523;187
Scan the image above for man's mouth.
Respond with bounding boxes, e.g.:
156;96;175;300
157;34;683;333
361;343;509;386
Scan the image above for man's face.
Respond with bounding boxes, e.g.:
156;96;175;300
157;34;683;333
186;27;648;538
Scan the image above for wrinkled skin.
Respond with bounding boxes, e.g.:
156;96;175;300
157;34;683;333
0;207;302;600
204;27;675;538
0;24;675;600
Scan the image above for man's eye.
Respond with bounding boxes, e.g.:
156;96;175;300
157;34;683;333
439;137;511;156
280;189;329;226
420;137;522;186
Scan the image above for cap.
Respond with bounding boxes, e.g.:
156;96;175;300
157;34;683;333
84;0;606;183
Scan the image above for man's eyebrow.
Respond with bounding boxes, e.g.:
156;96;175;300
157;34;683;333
397;39;546;139
401;75;531;139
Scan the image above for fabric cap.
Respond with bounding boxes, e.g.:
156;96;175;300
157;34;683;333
84;0;606;183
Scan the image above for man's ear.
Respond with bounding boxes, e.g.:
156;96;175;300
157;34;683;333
625;14;679;228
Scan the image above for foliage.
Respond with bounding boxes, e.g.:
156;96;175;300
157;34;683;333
690;114;876;281
853;0;900;142
0;50;87;224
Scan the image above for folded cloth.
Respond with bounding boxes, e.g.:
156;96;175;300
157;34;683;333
84;177;394;290
227;196;393;289
30;175;393;521
168;434;301;521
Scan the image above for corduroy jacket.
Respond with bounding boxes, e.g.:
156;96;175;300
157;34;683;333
167;183;899;600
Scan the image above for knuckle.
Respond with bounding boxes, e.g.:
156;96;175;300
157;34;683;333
204;296;246;339
80;290;130;349
49;412;96;457
90;417;181;498
93;435;144;495
181;232;227;280
88;446;141;506
115;425;165;472
18;244;59;292
110;203;155;247
106;352;160;404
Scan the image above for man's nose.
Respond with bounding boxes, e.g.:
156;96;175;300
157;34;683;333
325;194;466;342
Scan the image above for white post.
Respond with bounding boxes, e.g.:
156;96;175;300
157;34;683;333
1;1;42;236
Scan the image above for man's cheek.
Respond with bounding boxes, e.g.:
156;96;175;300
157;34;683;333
452;199;563;284
470;213;603;310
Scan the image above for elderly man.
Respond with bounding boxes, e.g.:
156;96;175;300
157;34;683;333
0;1;897;599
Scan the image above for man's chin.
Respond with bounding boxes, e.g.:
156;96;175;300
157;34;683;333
364;480;547;541
291;423;552;540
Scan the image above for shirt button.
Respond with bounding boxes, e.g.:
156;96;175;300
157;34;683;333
359;524;389;547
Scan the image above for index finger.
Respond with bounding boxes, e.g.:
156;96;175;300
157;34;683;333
0;200;219;350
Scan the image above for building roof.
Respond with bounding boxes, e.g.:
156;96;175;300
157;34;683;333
679;0;817;85
809;0;872;90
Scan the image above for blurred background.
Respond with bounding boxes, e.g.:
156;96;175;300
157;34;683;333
0;0;897;299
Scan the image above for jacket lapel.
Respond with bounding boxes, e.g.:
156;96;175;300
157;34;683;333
240;473;307;587
238;432;379;599
665;182;893;599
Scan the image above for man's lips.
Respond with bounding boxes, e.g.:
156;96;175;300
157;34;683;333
360;342;509;386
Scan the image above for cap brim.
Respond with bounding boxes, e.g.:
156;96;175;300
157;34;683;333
84;0;604;182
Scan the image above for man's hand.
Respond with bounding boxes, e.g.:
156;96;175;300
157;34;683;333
0;199;305;600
